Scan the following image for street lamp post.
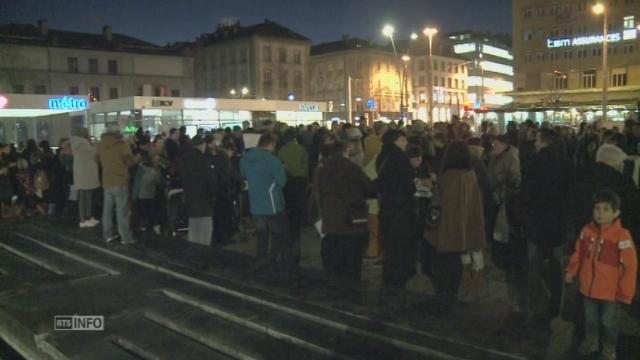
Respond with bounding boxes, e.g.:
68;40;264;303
593;2;608;122
423;27;438;124
383;25;405;120
401;55;411;120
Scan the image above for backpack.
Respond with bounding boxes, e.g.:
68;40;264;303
34;169;50;191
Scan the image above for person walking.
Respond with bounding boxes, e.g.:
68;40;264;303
566;190;637;360
426;141;486;313
277;128;309;264
240;134;293;277
520;128;573;328
71;127;100;228
181;136;218;246
96;124;139;244
376;129;418;288
315;141;376;281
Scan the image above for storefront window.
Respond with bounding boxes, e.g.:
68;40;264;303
36;120;49;142
15;121;29;144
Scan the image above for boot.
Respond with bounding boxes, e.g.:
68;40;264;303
599;343;616;360
577;336;598;356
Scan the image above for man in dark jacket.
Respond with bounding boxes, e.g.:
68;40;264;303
181;136;218;246
520;128;573;326
315;141;376;280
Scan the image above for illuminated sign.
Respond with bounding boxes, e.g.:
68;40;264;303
183;98;217;109
479;61;514;76
0;95;8;109
151;99;174;107
366;98;378;110
299;103;320;112
481;45;513;60
453;43;476;54
48;96;89;110
547;32;624;48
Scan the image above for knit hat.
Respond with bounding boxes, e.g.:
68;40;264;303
346;127;362;140
596;144;627;172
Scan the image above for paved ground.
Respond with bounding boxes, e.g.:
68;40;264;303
0;216;639;359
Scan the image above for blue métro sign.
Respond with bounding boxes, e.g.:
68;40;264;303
48;96;89;110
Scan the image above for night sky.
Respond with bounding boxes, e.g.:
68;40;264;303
0;0;512;45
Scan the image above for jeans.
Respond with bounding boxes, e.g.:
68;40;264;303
188;217;213;246
78;189;94;222
253;212;292;266
584;298;619;346
102;186;132;242
526;241;563;318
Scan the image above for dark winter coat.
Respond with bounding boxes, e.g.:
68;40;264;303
180;147;218;218
315;155;376;236
571;162;640;238
520;147;574;247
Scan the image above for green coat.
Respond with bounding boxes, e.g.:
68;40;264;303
277;141;309;178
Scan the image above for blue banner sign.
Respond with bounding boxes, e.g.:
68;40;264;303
48;96;89;110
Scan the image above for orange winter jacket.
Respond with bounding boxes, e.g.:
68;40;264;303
566;220;637;304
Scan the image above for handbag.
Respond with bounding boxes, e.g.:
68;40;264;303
347;202;369;226
424;184;441;230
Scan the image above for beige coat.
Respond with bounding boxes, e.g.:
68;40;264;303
426;169;486;253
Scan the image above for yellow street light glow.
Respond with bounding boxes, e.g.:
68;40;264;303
410;33;418;40
592;3;605;15
401;55;411;62
382;24;395;37
423;27;438;37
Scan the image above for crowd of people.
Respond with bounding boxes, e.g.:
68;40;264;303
1;115;639;359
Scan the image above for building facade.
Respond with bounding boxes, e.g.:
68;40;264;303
193;20;311;101
310;37;412;122
408;41;470;122
0;20;195;100
512;0;640;122
448;31;514;110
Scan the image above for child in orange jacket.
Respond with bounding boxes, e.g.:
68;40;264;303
566;189;637;360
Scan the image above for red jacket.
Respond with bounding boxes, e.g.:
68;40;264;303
567;220;637;304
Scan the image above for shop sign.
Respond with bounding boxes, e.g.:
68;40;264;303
299;103;320;112
0;95;8;109
184;98;217;109
547;32;622;48
366;99;378;110
151;99;174;107
48;96;89;110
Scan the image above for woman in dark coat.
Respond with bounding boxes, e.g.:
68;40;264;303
376;130;417;288
315;141;376;280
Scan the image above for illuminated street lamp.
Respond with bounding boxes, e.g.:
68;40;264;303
229;89;237;97
383;24;404;119
241;87;249;98
423;27;438;124
410;33;418;40
592;2;608;122
400;55;411;120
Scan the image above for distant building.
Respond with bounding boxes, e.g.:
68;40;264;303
511;0;640;123
310;36;411;122
407;39;470;122
0;20;195;100
193;19;311;101
447;31;514;110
